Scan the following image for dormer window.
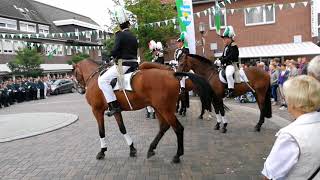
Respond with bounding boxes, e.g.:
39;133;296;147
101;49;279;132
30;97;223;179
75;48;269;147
0;17;17;30
20;21;36;33
39;24;49;34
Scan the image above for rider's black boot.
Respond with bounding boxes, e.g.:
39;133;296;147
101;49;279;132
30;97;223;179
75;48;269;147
151;112;156;119
221;123;228;133
105;100;121;117
227;88;235;98
214;122;220;130
146;110;150;118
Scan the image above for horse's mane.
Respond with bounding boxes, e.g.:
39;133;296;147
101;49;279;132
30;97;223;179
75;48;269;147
187;54;213;65
187;54;218;71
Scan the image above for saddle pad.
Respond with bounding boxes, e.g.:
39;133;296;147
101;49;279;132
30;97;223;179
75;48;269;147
219;69;249;84
111;71;139;91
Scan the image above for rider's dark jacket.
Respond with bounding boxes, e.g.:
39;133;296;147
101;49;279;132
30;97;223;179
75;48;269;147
111;29;138;62
221;41;239;66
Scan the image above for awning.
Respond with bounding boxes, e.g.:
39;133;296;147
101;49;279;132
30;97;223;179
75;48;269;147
0;64;73;74
215;42;320;58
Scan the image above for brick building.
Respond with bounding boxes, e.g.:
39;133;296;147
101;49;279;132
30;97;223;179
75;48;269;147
192;0;320;63
0;0;107;75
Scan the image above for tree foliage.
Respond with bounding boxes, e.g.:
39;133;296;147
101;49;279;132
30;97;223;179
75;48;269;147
125;0;178;61
67;53;90;64
8;48;43;77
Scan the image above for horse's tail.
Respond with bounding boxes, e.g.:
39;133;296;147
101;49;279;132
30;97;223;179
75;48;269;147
174;72;213;112
263;83;272;118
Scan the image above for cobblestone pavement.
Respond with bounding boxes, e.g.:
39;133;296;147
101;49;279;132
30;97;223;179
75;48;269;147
0;93;286;180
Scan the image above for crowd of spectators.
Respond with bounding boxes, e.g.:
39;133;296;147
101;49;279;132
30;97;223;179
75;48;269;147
0;75;74;109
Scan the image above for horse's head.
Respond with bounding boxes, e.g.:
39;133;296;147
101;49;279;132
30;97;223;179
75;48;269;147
72;63;86;94
177;53;192;72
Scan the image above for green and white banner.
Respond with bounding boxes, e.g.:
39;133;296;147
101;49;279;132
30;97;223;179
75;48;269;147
176;0;196;54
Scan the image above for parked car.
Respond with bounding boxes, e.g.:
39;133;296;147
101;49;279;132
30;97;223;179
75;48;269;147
50;79;75;95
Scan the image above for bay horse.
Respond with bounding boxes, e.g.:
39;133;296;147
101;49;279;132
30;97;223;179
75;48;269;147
73;59;213;163
178;54;272;132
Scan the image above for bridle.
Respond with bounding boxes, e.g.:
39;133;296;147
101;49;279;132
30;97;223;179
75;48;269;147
74;64;106;94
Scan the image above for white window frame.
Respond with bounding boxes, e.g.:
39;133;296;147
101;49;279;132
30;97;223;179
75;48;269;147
0;41;3;54
85;47;90;55
244;4;276;26
0;17;17;30
38;24;49;34
57;45;64;56
98;49;101;57
13;40;24;52
2;40;14;54
209;8;227;30
67;47;72;56
19;21;36;33
76;46;83;53
75;28;80;40
86;31;91;42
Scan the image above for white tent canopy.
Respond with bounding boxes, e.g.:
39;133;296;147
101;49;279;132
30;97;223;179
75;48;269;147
215;42;320;58
0;64;73;74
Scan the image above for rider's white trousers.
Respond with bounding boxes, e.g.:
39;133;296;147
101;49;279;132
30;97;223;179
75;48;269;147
226;65;235;89
98;65;130;103
180;77;186;88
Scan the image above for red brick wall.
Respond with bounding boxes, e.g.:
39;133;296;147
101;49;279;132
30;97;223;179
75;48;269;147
193;0;312;58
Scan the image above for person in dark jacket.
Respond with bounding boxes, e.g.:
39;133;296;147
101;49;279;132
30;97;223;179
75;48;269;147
220;26;239;98
97;6;138;117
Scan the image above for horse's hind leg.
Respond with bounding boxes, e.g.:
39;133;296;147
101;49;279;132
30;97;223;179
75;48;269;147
147;113;170;159
198;104;205;119
255;90;266;132
92;109;108;160
114;113;137;157
160;111;184;163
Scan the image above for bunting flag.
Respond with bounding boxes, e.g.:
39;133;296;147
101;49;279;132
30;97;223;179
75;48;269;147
215;5;222;35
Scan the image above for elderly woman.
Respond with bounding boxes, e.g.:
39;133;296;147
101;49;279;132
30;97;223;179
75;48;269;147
262;75;320;180
308;55;320;82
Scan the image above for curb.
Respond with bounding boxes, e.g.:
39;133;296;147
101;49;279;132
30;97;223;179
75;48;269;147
0;113;79;143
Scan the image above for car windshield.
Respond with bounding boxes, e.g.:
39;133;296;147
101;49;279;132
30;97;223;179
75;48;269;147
52;80;63;85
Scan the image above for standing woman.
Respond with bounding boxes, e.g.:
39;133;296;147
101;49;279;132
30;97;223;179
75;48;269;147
262;75;320;180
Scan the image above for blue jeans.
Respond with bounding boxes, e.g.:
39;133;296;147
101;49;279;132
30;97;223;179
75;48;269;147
271;84;278;102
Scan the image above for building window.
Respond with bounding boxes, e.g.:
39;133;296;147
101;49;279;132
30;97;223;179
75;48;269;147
209;8;227;30
98;49;101;57
86;31;91;41
13;41;24;52
76;46;83;53
39;24;49;34
2;40;14;54
20;21;36;32
75;28;80;40
244;4;275;26
0;41;2;54
57;45;64;56
85;47;90;55
0;17;17;30
67;47;72;55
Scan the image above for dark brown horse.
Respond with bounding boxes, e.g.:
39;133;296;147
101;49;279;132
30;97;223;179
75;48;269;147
178;54;272;132
73;59;213;163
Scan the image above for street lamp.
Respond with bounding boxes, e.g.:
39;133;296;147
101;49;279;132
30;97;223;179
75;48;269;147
199;22;206;56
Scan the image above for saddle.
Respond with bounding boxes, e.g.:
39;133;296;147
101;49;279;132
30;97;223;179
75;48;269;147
219;64;249;84
100;63;139;92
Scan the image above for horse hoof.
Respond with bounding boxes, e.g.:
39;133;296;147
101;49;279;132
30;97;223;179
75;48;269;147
221;128;227;133
255;126;261;132
172;156;181;164
130;149;137;157
96;152;105;160
198;116;203;119
147;151;155;159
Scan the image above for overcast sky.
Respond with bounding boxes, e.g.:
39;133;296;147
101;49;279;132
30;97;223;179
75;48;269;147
33;0;117;29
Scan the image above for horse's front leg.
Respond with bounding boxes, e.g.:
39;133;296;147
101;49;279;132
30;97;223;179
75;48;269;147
92;109;108;160
114;113;137;157
198;104;205;119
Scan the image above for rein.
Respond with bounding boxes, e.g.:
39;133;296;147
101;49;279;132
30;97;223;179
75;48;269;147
84;65;105;87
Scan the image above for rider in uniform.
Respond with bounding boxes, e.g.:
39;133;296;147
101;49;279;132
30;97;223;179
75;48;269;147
220;26;239;98
149;40;165;64
98;6;138;116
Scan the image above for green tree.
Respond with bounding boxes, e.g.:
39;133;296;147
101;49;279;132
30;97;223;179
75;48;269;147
67;53;90;64
125;0;178;61
8;48;44;77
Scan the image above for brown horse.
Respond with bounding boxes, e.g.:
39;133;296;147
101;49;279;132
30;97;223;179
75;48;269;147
73;59;213;163
178;54;272;132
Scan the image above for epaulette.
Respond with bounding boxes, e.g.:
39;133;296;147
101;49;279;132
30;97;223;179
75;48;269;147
231;42;237;46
